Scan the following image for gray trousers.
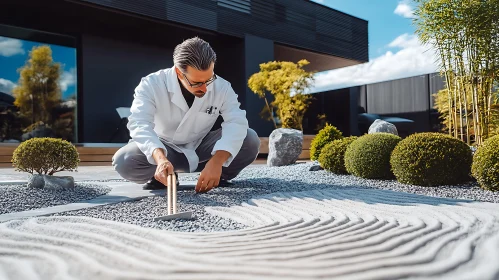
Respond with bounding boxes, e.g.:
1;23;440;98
112;128;260;184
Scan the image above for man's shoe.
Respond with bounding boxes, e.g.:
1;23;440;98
217;178;234;188
143;173;179;190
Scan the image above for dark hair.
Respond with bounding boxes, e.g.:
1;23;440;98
173;37;217;73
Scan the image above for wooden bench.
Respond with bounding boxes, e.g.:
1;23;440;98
0;135;314;167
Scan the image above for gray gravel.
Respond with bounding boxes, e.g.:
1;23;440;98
0;183;112;214
51;162;498;233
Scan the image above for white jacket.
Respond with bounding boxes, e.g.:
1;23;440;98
127;66;249;172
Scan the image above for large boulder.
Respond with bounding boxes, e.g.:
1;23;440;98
368;119;398;136
27;174;75;190
267;128;303;167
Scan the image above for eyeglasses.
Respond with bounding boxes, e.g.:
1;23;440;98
181;72;217;88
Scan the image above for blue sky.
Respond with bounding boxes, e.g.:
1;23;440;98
310;0;439;93
0;36;76;100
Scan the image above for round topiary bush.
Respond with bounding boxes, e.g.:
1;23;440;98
310;123;343;161
318;136;358;174
12;137;80;175
390;132;472;186
344;133;401;179
472;134;499;191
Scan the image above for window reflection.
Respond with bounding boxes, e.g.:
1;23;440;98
0;35;77;143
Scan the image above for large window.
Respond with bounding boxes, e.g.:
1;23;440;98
0;26;78;143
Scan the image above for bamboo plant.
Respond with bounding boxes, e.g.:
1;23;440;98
413;0;499;145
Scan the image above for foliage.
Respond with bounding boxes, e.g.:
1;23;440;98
310;123;343;161
12;45;62;127
318;136;358;174
413;0;499;145
472;134;499;191
12;137;80;175
434;88;499;141
344;133;401;180
390;132;472;186
248;60;315;130
315;114;328;132
0;109;25;141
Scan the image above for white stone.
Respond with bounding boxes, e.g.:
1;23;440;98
368;119;399;136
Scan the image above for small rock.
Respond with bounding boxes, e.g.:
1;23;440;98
368;119;398;136
267;128;303;167
27;174;45;188
44;175;75;190
309;165;324;171
27;174;75;190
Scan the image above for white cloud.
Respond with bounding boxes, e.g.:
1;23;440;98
394;0;415;19
0;78;17;95
59;68;76;92
388;33;419;49
0;36;25;57
309;33;439;93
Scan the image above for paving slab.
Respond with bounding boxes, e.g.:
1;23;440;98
0;161;277;184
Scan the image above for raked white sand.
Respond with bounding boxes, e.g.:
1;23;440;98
1;187;499;280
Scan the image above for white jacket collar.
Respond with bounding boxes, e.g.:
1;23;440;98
166;66;190;112
165;66;214;112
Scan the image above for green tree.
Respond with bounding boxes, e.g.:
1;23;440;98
413;0;499;145
12;45;62;126
248;59;315;131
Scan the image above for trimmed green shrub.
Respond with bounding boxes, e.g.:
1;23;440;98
390;132;472;186
12;137;80;175
344;133;401;179
310;123;343;161
472;134;499;191
318;136;358;174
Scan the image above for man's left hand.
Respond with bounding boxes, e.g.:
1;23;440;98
196;150;231;193
196;160;222;193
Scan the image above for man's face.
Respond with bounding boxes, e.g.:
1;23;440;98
176;63;215;98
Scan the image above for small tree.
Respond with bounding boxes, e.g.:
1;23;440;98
12;45;62;126
248;59;315;131
12;137;79;175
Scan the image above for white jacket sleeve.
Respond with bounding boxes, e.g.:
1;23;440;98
211;83;249;167
127;77;167;165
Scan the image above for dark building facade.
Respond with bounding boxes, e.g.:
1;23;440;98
0;0;368;143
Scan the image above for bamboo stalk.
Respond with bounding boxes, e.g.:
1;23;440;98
457;77;464;141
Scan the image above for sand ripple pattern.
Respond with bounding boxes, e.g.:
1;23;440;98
1;188;499;280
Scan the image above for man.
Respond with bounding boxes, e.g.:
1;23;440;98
112;37;260;193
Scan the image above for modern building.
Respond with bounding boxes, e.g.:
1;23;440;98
0;0;368;143
303;72;447;137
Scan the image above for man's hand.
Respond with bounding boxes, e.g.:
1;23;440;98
155;160;174;186
152;148;174;187
196;150;231;193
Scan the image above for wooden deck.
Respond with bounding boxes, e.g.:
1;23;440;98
0;135;314;168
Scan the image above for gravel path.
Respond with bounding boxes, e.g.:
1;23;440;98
0;183;112;214
3;187;499;280
51;162;497;232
